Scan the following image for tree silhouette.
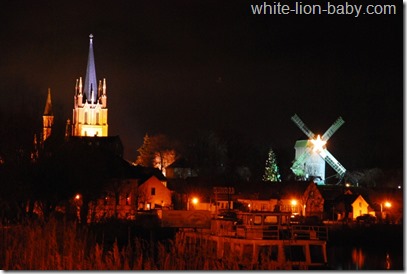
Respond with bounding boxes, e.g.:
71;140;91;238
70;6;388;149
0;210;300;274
135;134;177;175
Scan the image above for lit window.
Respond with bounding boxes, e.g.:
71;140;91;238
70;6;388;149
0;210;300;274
254;215;262;225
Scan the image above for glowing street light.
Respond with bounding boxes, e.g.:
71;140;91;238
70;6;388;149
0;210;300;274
191;197;199;205
291;199;298;214
75;194;81;200
381;201;392;212
187;196;199;210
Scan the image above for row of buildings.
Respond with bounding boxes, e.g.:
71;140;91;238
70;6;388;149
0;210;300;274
32;35;402;225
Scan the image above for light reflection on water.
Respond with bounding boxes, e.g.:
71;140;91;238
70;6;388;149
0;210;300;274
327;246;402;270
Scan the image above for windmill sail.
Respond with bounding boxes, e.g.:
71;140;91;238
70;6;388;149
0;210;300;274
291;148;311;176
318;149;347;177
321;116;344;141
291;114;315;139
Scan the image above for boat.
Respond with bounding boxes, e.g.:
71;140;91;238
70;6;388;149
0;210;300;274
175;211;328;270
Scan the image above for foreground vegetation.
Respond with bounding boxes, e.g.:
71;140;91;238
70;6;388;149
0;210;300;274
0;218;248;270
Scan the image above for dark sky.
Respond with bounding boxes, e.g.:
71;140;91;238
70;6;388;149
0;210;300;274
0;0;403;171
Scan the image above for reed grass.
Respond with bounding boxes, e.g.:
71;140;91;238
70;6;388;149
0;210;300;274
0;218;244;270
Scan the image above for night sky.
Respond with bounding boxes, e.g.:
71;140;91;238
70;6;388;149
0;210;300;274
0;1;403;172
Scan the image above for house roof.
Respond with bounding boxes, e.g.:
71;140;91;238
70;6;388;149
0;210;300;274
129;164;167;182
235;180;315;200
166;157;193;169
334;194;360;205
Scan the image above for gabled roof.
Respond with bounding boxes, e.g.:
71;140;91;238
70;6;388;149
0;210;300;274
334;193;366;206
236;180;316;200
129;164;167;182
166;157;193;169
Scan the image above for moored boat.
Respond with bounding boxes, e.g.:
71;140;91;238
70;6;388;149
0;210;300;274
176;211;328;270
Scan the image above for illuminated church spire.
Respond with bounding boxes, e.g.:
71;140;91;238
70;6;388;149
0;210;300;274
42;88;54;142
72;34;108;137
84;34;97;103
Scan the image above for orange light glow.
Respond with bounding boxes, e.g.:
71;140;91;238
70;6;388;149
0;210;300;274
192;197;199;205
291;199;297;206
384;202;392;208
75;194;81;200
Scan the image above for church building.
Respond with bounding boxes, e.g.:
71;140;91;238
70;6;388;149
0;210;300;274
71;34;108;137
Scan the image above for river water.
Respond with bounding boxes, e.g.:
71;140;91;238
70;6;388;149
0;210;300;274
327;246;403;270
326;224;403;270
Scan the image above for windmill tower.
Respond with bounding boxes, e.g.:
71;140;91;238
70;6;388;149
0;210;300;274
291;114;346;184
72;34;108;137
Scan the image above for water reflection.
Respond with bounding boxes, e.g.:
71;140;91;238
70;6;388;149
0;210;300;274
327;246;400;270
386;253;391;270
351;248;365;269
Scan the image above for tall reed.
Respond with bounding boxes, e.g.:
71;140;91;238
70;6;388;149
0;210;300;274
0;218;245;270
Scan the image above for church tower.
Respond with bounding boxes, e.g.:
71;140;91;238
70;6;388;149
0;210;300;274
72;34;108;137
43;88;54;142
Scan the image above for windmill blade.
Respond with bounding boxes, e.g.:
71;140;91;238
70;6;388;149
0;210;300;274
291;149;311;176
291;114;315;139
321;116;344;141
318;148;346;177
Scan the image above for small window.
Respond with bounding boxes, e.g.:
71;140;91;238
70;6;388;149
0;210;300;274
151;187;156;196
310;245;324;263
254;215;262;225
258;245;278;263
242;244;253;263
264;215;278;224
284;245;306;262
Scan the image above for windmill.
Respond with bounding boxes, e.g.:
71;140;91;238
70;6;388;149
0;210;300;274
291;114;346;184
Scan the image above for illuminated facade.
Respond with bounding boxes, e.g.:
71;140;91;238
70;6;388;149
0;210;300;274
42;88;54;142
294;140;325;182
72;34;108;137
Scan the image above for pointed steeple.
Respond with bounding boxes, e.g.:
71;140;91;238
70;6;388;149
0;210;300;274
84;34;97;103
43;88;54;142
43;88;53;116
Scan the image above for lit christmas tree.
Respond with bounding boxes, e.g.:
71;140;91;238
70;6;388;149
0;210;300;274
263;148;281;182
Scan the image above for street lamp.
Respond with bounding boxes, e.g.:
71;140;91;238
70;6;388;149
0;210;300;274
381;201;392;212
291;199;298;214
188;196;199;210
